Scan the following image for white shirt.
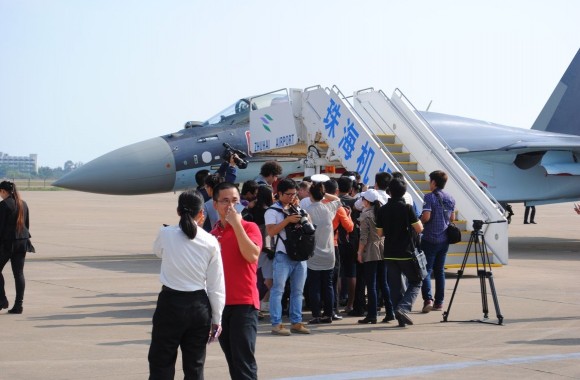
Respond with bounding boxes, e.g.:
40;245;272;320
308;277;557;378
299;197;312;209
153;225;226;324
264;201;288;253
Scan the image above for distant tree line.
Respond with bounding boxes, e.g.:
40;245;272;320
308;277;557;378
0;160;83;181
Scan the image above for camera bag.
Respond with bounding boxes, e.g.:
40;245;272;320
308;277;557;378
268;207;316;261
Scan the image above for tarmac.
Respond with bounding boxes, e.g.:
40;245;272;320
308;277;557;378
1;191;579;379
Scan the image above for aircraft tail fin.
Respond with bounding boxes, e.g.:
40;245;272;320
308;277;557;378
531;49;580;135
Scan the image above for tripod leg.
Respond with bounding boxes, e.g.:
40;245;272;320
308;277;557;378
487;273;504;325
478;269;489;319
443;232;475;322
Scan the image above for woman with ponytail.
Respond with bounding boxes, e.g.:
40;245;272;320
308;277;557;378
148;190;225;380
0;180;31;314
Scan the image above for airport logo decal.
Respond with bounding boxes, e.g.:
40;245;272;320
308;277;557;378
260;114;273;132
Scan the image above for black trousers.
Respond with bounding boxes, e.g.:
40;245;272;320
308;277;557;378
148;287;211;380
0;248;26;305
219;304;258;380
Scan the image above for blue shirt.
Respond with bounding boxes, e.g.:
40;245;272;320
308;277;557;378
421;189;455;244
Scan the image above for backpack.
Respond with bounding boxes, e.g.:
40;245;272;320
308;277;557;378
267;206;316;261
337;196;360;254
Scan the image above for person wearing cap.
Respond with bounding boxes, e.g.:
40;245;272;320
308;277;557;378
353;172;391;211
356;189;394;324
305;179;342;324
0;180;32;314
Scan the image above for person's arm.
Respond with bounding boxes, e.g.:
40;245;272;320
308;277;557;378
265;209;301;237
420;210;431;224
206;241;226;325
412;220;424;234
339;207;354;233
357;214;369;262
410;206;424;234
152;228;164;258
226;205;261;263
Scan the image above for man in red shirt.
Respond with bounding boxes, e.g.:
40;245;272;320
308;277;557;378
211;182;262;380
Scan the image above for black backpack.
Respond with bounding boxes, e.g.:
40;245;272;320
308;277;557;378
337;196;360;254
268;207;316;261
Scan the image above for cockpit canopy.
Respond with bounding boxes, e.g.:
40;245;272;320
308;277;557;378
201;92;289;127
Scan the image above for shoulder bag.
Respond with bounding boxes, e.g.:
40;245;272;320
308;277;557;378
435;192;461;244
406;205;428;282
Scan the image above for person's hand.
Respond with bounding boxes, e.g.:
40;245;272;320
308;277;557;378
357;252;363;263
208;324;222;344
286;214;302;225
574;203;580;214
225;204;242;226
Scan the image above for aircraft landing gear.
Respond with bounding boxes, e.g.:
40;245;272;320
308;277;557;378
500;202;514;224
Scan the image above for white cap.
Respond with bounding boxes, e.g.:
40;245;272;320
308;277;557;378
360;189;379;203
311;174;330;183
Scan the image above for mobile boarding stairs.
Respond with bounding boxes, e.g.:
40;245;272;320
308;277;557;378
248;86;509;267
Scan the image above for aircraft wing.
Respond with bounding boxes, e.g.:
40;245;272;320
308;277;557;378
422;111;580;175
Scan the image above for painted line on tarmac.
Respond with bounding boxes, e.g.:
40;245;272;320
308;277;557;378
277;352;580;379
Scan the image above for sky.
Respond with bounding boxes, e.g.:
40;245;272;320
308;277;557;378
1;0;579;168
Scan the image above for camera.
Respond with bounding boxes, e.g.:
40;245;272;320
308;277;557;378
222;143;249;169
289;206;316;235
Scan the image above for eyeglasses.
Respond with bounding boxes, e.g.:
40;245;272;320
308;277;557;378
217;199;240;205
283;192;297;197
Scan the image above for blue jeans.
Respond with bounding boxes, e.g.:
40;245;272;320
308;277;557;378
386;259;421;312
270;252;307;325
421;240;449;305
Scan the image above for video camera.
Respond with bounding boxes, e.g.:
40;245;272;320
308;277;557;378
222;143;249;169
289;205;316;235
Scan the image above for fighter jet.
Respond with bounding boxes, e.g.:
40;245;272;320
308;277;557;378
55;49;580;207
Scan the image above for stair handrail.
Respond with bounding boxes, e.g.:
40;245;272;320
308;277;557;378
326;85;425;199
385;88;506;220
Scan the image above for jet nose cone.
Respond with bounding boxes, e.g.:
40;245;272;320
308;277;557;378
53;137;176;195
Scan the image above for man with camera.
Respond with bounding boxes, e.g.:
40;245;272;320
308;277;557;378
264;178;311;336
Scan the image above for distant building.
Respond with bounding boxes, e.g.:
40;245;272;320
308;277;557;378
0;152;38;174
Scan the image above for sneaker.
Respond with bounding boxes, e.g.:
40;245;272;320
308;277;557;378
290;322;311;334
271;324;291;336
432;304;444;311
422;300;433;313
395;309;414;325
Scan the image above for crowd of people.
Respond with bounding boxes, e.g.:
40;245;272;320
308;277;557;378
147;154;459;379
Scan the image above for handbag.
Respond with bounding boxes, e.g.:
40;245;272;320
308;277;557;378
405;205;428;282
435;192;461;244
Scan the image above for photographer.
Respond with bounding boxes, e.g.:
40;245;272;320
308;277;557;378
265;178;310;336
217;143;247;184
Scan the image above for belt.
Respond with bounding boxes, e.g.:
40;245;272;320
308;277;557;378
162;285;205;295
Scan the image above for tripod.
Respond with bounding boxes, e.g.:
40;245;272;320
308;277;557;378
442;220;504;325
